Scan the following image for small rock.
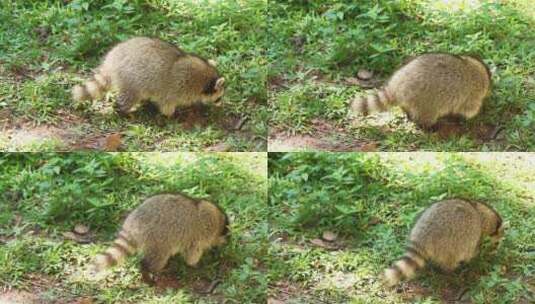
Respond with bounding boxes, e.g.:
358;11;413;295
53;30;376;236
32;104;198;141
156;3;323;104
321;231;337;242
74;224;90;235
357;69;374;80
359;142;378;152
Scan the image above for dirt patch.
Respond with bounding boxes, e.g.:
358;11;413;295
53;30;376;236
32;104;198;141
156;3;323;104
0;290;44;304
269;281;320;303
71;132;124;151
269;119;375;152
5;125;75;149
0;273;73;304
316;272;358;290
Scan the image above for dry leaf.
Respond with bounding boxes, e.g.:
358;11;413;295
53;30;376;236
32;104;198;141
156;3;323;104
359;142;378;152
104;133;122;151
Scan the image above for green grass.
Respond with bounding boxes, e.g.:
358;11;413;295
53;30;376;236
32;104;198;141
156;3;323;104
0;152;267;303
268;0;535;151
0;0;267;151
268;152;535;303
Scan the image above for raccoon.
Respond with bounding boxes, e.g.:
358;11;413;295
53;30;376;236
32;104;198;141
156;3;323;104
350;53;491;128
72;37;225;117
384;199;503;287
88;193;229;282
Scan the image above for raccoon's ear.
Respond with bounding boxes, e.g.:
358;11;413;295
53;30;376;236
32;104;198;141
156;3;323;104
208;59;217;67
215;77;225;90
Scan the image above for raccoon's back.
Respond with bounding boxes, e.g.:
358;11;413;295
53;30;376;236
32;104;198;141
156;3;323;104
100;37;183;89
410;200;481;259
387;54;472;108
122;195;199;249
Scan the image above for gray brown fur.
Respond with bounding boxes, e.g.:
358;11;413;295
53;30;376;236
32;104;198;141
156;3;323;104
88;193;229;279
350;53;491;127
72;37;225;117
384;199;503;287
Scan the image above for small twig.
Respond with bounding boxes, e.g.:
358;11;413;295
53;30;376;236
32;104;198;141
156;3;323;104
234;115;249;130
456;287;470;301
489;125;505;140
200;279;222;294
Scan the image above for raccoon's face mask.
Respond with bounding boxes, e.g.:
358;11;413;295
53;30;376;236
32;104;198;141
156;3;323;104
201;77;225;107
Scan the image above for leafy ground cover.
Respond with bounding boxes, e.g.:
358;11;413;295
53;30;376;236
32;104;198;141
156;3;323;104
0;0;267;151
268;152;535;303
268;0;535;151
0;152;267;303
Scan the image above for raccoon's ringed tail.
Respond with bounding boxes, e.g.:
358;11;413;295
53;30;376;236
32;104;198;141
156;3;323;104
90;230;137;273
72;71;110;102
350;88;392;117
383;247;425;287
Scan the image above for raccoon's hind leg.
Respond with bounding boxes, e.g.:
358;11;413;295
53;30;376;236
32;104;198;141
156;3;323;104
157;102;177;118
184;245;205;267
414;112;440;131
403;108;438;130
116;90;141;116
458;99;483;120
140;250;171;284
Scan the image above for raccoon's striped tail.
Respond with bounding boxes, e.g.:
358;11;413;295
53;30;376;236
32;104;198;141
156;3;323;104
72;69;111;102
350;88;394;116
88;230;137;274
383;246;426;287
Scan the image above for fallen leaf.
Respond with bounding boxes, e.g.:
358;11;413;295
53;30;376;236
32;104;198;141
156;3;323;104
359;142;378;152
322;231;337;242
104;133;122;151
